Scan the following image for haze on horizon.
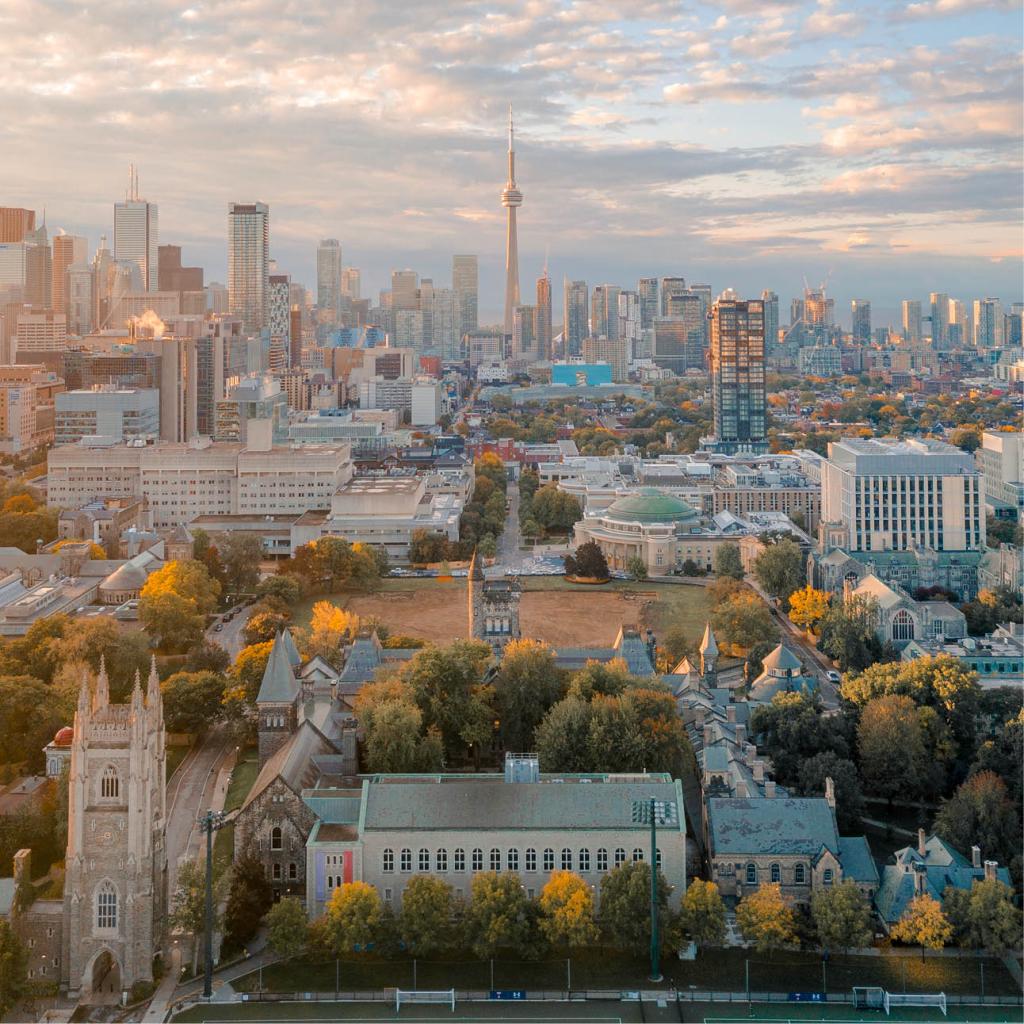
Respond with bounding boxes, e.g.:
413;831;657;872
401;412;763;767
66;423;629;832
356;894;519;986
2;0;1022;321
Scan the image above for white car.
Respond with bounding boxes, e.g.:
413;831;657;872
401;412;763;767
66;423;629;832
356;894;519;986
826;670;841;683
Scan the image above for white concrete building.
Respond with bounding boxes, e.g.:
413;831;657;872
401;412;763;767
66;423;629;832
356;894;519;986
55;387;159;444
411;381;443;426
977;430;1023;518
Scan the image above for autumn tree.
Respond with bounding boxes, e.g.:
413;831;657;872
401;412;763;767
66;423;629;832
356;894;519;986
711;591;779;655
466;872;535;957
296;602;360;669
231;641;275;701
680;879;726;949
934;772;1020;871
891;893;953;953
142;559;220;615
139;559;221;652
539;871;599;948
713;543;744;580
160;671;226;734
599;862;672;956
492;640;567;751
811;880;873;951
788;586;832;633
266;898;308;960
399;875;457;955
943;879;1021;952
324;882;385;954
752;538;805;610
0;919;28;1019
857;694;934;800
223;844;274;954
735;882;797;954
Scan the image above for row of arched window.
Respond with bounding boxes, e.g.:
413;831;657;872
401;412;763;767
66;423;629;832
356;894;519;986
381;846;662;874
719;862;833;886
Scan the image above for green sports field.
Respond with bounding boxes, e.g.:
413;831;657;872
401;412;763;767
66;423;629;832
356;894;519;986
681;1005;1023;1023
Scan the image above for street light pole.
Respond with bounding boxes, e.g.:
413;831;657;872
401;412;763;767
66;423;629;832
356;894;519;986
197;809;226;1000
649;796;661;983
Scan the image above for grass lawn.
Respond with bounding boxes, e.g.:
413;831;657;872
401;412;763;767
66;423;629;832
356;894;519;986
681;1004;1024;1023
225;747;260;812
174;1003;645;1022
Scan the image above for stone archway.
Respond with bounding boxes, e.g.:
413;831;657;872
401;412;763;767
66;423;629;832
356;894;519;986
85;948;122;1004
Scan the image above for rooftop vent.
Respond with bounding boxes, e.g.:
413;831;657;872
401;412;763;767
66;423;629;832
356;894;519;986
504;752;540;784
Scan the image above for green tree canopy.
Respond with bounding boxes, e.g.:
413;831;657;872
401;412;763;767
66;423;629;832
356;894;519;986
466;871;535;958
598;861;672;956
680;878;726;949
223;843;274;954
752;538;805;610
160;671;226;734
713;543;744;580
266;897;309;960
943;879;1021;952
492;640;567;751
398;875;458;956
811;880;873;951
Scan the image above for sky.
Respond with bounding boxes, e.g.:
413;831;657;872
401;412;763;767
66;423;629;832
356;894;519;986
2;0;1021;325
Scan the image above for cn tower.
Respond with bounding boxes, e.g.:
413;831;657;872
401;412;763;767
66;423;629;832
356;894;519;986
501;106;523;336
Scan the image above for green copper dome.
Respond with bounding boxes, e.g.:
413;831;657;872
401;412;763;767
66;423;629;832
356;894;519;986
605;488;698;524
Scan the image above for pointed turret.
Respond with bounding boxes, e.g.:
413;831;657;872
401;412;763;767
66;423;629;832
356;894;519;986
279;627;302;669
147;655;163;722
131;668;144;710
92;654;110;712
256;632;300;706
699;623;719;684
77;667;91;719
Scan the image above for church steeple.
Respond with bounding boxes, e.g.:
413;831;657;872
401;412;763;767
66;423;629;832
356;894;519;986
92;655;110;712
699;623;719;684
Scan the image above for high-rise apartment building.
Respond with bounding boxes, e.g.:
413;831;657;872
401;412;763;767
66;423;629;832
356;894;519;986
822;438;984;554
535;271;552;361
675;292;708;370
66;263;93;336
501;110;523;335
0;243;27;298
52;234;87;315
803;288;833;345
228;202;269;334
430;287;458;360
901;300;922;343
707;293;767;455
0;208;35;244
590;285;621;341
660;277;687;317
563;279;588;357
268;273;292;370
761;290;779;352
929;292;949;348
651;317;688;375
851;299;871;344
390;270;419;312
512;304;536;360
452;255;478;340
114;170;158;291
582;335;628;383
24;224;52;309
317;239;342;318
617;290;641;357
948;298;968;348
638;278;658;330
972;298;1003;348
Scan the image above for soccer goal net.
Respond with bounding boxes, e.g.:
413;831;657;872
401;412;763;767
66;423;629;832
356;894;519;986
395;988;456;1012
852;987;947;1016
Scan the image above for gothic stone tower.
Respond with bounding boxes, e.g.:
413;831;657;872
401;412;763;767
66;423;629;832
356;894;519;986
62;659;167;999
468;549;521;650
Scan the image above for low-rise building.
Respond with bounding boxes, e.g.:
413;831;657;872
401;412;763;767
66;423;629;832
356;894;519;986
849;574;967;646
54;386;159;443
901;628;1023;687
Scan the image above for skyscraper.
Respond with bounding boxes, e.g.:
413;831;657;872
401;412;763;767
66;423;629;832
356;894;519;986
512;304;536;360
972;298;1003;348
317;239;342;319
708;292;767;455
851;299;871;344
761;290;779;352
617;290;641;357
52;233;87;315
114;167;158;292
0;208;35;244
341;267;361;300
929;292;949;348
563;279;588;357
948;298;968;348
228;201;269;335
391;270;419;312
638;278;658;330
452;255;478;339
269;273;292;369
901;300;922;343
24;222;52;309
660;277;687;316
535;270;552;361
675;292;708;370
501;108;523;336
590;285;621;340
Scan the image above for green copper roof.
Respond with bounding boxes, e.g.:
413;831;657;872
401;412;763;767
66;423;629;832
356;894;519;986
605;488;698;524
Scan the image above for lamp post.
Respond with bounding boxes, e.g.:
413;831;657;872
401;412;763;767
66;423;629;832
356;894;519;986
197;809;227;999
631;798;677;984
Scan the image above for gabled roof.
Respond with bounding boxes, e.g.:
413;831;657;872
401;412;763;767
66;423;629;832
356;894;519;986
256;632;300;705
612;627;656;676
708;797;839;857
699;623;719;659
242;719;335;811
838;835;879;887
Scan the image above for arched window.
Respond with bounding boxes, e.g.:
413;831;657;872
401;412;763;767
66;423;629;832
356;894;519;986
892;609;914;641
489;848;501;870
382;849;394;873
454;849;465;872
525;849;537;872
505;849;518;871
471;849;483;871
579;849;591;872
794;863;806;884
770;863;781;883
596;849;609;872
100;765;119;800
823;868;834;886
561;848;572;870
400;849;412;872
436;849;448;871
327;875;333;890
418;849;430;871
745;863;757;885
632;848;644;863
614;848;626;867
96;881;117;930
270;827;282;851
543;848;555;871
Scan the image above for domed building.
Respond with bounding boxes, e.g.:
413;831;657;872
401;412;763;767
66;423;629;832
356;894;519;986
44;725;74;777
748;643;819;704
98;561;148;605
572;487;720;576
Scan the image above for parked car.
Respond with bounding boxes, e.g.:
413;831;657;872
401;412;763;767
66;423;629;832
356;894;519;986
826;670;841;683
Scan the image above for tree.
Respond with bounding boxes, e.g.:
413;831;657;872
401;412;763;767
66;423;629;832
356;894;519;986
735;883;797;954
788;586;832;633
713;543;744;580
399;875;457;955
534;697;594;772
231;641;275;702
243;609;290;646
891;893;953;952
599;861;671;956
223;845;274;954
492;640;567;751
183;640;231;674
160;671;226;734
811;880;872;951
711;591;779;654
265;898;308;960
141;559;221;616
857;694;927;800
298;602;360;669
219;533;263;594
466;872;535;957
530;484;582;534
752;538;805;609
819;595;885;672
324;881;384;953
934;772;1020;871
2;493;35;513
409;530;449;565
0;675;75;773
285;537;382;593
171;859;225;974
564;541;609;580
539;871;599;948
359;694;443;773
478;534;497;560
256;575;303;605
680;879;726;949
795;752;863;832
0;919;28;1019
943;879;1021;952
626;555;648;581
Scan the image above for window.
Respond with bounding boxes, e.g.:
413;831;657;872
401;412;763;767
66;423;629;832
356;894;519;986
454;849;465;872
489;848;501;870
525;849;537;872
270;827;282;851
543;848;555;871
795;864;806;884
436;849;448;871
384;887;393;902
561;848;572;870
632;848;644;863
400;849;412;872
272;863;281;880
507;849;519;871
96;881;117;929
383;849;394;873
472;849;483;871
100;765;120;800
614;848;626;867
327;876;334;889
892;609;915;642
823;868;834;886
289;863;297;880
597;849;608;872
579;849;591;872
745;863;757;885
770;863;780;883
419;849;430;872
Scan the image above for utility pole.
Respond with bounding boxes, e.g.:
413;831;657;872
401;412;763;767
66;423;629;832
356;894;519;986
197;809;227;999
632;797;675;983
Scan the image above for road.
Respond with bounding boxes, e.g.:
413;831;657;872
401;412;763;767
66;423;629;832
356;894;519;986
491;481;523;575
208;606;249;660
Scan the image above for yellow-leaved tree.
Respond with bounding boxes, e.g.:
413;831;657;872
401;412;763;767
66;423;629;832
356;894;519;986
891;893;953;954
788;585;832;633
297;601;361;669
736;882;797;954
539;870;599;948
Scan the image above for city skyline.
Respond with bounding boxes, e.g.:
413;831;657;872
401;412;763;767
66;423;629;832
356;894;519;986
1;1;1021;319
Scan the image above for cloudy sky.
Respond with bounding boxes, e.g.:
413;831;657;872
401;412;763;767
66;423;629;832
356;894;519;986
2;0;1021;324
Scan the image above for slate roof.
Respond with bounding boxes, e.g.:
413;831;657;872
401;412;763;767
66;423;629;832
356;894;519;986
338;632;419;684
699;624;719;659
708;797;839;857
280;628;302;668
761;643;802;672
838;835;879;887
255;632;300;704
242;720;335;811
553;627;655;677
